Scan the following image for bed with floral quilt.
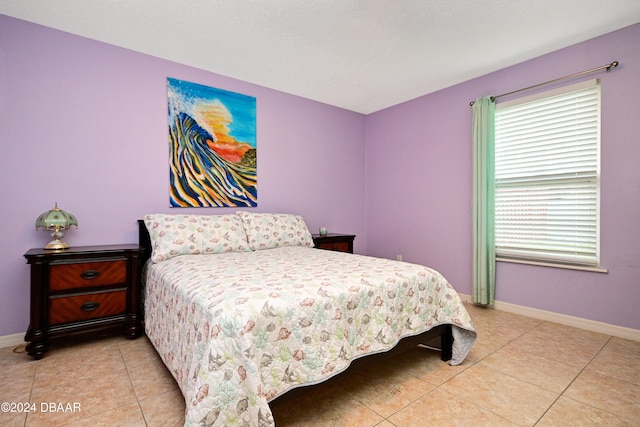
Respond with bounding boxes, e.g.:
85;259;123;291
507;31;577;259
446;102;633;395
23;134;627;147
139;212;476;427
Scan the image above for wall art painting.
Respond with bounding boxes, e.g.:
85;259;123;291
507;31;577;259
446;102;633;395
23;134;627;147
168;77;257;207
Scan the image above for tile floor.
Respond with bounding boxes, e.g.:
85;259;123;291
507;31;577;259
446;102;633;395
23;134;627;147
1;304;638;426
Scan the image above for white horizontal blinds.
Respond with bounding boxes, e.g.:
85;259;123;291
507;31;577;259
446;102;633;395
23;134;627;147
494;80;600;266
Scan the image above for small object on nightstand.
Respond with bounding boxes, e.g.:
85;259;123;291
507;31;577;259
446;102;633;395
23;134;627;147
35;203;78;250
319;227;328;236
312;233;355;254
23;244;144;360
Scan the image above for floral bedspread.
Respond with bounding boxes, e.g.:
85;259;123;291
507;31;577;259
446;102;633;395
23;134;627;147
143;246;476;426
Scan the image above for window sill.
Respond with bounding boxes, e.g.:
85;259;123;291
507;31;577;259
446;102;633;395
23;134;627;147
496;257;608;273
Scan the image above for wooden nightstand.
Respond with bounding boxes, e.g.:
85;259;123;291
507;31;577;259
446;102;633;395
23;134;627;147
23;244;144;360
312;233;356;254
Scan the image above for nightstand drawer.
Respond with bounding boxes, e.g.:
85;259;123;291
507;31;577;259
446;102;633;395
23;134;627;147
49;290;126;325
317;241;350;252
312;234;356;254
50;259;127;291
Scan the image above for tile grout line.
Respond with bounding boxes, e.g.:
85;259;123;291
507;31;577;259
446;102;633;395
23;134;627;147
119;341;151;426
429;315;555;425
531;335;613;426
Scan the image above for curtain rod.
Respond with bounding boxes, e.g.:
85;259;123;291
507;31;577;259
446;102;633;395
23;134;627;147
469;60;619;106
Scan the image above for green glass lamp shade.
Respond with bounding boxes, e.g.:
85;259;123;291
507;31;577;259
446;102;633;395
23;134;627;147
35;203;78;249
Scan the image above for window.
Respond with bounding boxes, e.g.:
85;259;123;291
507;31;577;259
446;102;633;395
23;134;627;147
494;80;600;267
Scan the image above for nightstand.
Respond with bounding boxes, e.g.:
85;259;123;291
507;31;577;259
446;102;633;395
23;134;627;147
312;233;356;254
23;244;144;359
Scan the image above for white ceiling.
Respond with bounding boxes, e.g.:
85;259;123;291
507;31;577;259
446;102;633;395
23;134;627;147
2;0;640;114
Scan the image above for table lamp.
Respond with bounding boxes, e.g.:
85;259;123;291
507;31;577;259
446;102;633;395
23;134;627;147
35;203;78;249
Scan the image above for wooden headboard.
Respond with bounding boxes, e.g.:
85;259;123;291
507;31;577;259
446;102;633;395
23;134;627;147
138;219;152;265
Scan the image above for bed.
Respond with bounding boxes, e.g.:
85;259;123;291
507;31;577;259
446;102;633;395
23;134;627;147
139;213;476;426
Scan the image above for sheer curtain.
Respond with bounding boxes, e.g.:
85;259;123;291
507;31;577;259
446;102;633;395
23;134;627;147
472;96;496;305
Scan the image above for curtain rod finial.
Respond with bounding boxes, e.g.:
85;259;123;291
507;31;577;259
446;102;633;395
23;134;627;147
607;61;619;71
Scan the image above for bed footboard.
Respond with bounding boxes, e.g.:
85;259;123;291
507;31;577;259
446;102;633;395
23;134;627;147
269;324;452;407
441;324;453;361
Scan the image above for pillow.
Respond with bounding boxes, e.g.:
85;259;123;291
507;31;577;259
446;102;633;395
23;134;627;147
143;214;250;262
236;212;314;250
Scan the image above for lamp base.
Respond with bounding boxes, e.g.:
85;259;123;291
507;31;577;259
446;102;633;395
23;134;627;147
44;240;70;250
43;229;70;250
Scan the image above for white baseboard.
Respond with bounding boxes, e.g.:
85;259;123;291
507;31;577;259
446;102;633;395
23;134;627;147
459;293;640;342
0;333;25;349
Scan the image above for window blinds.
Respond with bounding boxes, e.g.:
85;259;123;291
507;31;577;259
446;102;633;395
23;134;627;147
494;80;600;266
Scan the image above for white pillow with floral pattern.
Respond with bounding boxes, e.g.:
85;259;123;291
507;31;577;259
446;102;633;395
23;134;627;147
236;212;314;250
143;214;249;262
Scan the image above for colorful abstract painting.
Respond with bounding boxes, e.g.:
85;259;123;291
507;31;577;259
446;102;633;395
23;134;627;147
168;78;257;207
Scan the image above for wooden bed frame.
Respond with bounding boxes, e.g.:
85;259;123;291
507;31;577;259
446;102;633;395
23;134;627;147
137;219;453;407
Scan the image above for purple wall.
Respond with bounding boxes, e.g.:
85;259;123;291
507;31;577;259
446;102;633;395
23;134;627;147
0;16;366;336
1;15;638;337
366;23;640;330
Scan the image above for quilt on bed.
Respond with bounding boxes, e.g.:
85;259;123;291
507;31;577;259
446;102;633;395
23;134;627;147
144;246;476;426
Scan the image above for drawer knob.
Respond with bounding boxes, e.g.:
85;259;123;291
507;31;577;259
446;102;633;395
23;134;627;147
80;270;101;280
80;301;100;311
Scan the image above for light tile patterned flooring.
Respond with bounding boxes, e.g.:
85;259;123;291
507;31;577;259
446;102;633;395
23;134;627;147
1;303;639;426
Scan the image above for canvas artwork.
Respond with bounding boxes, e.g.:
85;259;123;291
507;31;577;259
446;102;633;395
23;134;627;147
167;77;257;207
